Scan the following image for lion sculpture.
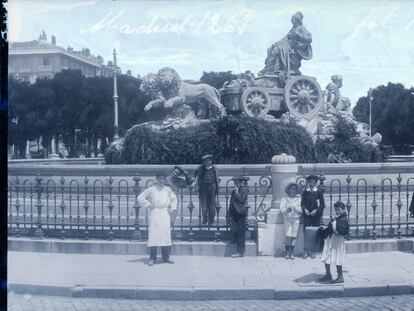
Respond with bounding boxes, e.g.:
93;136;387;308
140;67;227;119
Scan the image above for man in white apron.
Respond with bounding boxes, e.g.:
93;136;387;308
138;172;178;266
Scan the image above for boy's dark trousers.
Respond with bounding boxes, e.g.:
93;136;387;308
199;184;216;224
149;246;171;262
231;213;247;255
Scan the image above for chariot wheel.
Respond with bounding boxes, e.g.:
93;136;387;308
284;75;323;119
240;87;271;118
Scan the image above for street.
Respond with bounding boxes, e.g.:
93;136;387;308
7;293;414;311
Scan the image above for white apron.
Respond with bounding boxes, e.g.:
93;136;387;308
137;186;178;247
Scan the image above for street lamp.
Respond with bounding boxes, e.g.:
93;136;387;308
368;88;373;137
113;49;119;140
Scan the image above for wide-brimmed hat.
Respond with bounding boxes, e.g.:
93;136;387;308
306;175;319;182
201;154;213;161
284;182;299;194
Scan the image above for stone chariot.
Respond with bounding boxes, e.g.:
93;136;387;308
220;74;323;120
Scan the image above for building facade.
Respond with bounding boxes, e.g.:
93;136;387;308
9;30;119;82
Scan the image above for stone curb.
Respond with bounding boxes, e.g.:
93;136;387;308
8;283;414;300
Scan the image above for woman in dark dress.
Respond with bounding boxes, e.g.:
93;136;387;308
301;175;325;259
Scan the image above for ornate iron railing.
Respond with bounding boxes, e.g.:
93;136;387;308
298;173;414;239
7;173;273;241
8;172;414;241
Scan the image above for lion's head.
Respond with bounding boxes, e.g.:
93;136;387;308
157;67;181;99
140;68;182;100
139;73;159;99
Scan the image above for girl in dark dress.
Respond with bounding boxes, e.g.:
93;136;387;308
301;175;325;259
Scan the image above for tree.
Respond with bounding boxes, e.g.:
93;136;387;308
52;69;86;157
8;78;39;158
353;83;414;154
199;71;237;90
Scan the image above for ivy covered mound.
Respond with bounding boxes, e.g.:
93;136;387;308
104;115;384;164
105;116;318;164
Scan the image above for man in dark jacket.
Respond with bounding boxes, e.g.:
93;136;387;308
194;154;219;225
301;174;325;258
229;175;250;258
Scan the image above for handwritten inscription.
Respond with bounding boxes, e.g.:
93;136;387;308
80;10;255;36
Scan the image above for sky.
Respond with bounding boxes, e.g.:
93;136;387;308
6;0;414;105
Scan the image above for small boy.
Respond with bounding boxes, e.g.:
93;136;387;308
228;175;250;258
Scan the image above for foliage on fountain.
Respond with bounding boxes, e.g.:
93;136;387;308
105;115;318;164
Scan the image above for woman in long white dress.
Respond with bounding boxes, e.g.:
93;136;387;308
137;172;178;266
319;201;349;283
280;182;302;259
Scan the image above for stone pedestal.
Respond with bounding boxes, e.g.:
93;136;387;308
49;136;59;159
257;153;301;256
97;139;104;157
25;140;31;159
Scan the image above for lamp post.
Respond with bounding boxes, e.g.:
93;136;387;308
368;88;373;137
113;49;119;140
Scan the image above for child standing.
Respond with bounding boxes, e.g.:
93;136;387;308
319;201;349;283
280;182;302;260
228;175;250;258
301;175;325;258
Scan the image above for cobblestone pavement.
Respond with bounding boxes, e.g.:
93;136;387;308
7;294;414;311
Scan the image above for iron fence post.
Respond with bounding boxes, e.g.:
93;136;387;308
14;177;20;237
371;185;377;240
215;179;222;242
83;177;90;240
345;174;352;240
396;174;403;239
108;176;114;240
34;174;44;239
131;174;142;241
188;186;195;241
59;177;66;239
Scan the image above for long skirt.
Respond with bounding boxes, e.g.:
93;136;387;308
321;233;345;266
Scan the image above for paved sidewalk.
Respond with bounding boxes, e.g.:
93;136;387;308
8;294;414;311
8;250;414;300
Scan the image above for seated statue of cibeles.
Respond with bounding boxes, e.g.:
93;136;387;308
258;11;312;82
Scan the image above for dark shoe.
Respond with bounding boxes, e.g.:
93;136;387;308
163;259;174;264
310;252;316;259
303;252;308;259
148;259;155;266
331;276;344;283
285;246;290;259
289;246;295;260
318;274;332;282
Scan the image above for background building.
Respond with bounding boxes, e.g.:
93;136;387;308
9;30;120;82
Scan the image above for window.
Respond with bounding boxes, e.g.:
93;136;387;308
43;57;50;66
